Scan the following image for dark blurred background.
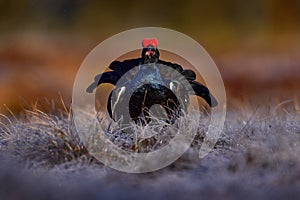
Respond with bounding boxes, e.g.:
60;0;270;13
0;0;299;113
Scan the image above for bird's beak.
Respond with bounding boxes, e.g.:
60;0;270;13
145;50;155;57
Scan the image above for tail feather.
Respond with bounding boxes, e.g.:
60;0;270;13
86;71;120;93
190;81;218;107
181;69;196;81
109;59;141;75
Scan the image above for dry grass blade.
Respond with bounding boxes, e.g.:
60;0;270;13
0;99;299;199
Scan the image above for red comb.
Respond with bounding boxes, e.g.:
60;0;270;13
142;38;158;48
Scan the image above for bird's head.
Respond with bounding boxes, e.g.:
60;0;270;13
141;38;160;63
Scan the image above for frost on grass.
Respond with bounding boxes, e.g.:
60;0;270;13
0;105;209;168
0;109;93;168
0;100;299;199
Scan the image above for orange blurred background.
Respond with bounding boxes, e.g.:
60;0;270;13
0;0;299;114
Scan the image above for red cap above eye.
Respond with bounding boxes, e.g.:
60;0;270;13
142;38;158;48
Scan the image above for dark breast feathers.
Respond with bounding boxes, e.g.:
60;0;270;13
87;57;218;125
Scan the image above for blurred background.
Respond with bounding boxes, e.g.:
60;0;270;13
0;0;299;113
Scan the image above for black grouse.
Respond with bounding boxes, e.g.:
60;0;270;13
86;38;218;125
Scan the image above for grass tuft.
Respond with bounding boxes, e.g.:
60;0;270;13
0;98;299;199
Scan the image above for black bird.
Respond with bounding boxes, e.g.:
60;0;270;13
86;38;217;125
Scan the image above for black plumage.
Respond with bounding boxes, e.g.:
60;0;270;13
86;38;217;125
